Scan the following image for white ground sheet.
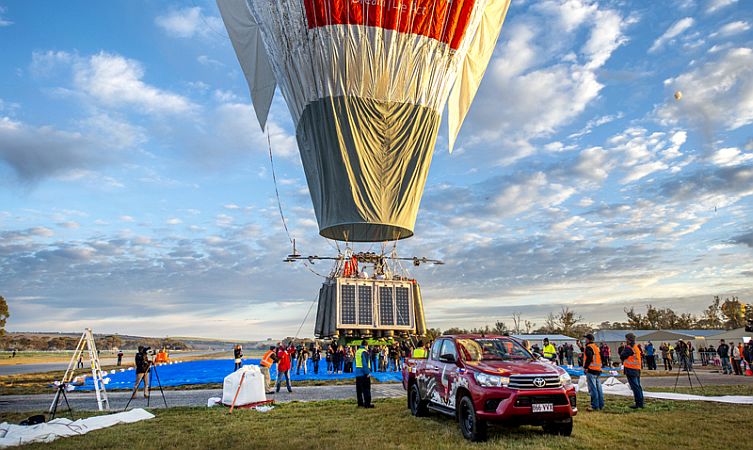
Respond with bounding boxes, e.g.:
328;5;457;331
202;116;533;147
577;376;753;405
0;408;154;448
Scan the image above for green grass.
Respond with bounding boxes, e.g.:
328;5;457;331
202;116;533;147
3;386;752;449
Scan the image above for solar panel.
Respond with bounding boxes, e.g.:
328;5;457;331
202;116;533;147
358;285;373;325
340;284;356;325
395;286;411;326
379;286;394;326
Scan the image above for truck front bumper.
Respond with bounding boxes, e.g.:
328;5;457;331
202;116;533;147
475;386;577;422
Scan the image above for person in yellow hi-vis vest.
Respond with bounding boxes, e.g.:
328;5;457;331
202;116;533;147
542;338;557;362
412;340;427;358
355;340;374;408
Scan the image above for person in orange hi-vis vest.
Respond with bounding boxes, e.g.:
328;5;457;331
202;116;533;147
583;333;604;411
259;346;277;394
620;333;644;409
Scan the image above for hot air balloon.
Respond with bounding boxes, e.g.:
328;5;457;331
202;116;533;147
218;0;512;243
674;90;682;101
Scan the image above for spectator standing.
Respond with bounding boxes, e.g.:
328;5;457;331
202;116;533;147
660;343;672;371
583;334;604;411
345;346;354;373
566;344;574;366
730;342;742;375
620;333;644;409
645;341;656;370
371;345;379;370
312;345;321;374
336;345;345;374
77;354;84;369
296;345;309;375
233;345;243;371
355;340;374;408
275;346;293;393
718;340;731;375
117;351;124;366
326;344;334;374
601;343;611;368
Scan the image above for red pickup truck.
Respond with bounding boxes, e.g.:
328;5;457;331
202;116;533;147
402;334;577;441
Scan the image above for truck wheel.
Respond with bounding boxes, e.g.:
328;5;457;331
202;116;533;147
458;395;487;442
543;418;573;436
408;384;428;417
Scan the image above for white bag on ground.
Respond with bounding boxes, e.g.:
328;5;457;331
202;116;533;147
222;365;266;407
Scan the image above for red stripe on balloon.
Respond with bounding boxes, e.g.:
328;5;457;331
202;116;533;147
303;0;476;50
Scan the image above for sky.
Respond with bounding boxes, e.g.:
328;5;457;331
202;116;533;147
1;0;752;340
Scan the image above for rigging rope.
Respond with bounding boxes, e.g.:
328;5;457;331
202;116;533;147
294;292;320;339
267;131;293;244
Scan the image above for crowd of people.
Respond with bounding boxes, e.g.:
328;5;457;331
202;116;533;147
231;339;430;395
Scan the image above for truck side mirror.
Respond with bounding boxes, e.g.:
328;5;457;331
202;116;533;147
439;353;456;364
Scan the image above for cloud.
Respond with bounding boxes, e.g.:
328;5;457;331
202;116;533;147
73;52;196;114
649;17;695;53
155;7;225;39
0;117;110;182
658;47;753;133
0;6;12;26
709;147;753;166
706;0;738;14
711;21;751;38
459;1;628;159
731;231;753;247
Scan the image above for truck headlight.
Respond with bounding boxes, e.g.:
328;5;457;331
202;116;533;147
474;372;509;387
559;372;572;388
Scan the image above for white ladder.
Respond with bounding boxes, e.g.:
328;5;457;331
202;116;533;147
50;328;110;414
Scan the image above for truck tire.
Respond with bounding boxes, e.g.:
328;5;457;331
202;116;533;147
408;384;428;417
458;395;487;442
543;417;573;436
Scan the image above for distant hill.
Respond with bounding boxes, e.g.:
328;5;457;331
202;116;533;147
2;331;270;351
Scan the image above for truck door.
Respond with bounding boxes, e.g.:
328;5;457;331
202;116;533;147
434;339;459;409
422;339;444;404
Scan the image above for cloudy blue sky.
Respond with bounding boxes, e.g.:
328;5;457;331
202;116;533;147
1;0;752;340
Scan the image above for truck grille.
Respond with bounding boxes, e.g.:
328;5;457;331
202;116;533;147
508;374;561;389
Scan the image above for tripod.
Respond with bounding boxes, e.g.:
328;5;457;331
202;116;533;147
123;361;168;411
49;383;74;420
673;352;704;393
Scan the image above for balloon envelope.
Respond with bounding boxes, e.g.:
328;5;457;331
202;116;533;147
219;0;511;242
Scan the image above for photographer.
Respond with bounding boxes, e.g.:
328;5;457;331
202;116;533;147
131;346;151;399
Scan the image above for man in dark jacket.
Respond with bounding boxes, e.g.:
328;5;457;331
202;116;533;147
718;340;731;374
131;346;151;399
620;333;644;409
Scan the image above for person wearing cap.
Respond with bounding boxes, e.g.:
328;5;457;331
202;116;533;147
583;333;604;411
542;338;557;362
620;333;644;409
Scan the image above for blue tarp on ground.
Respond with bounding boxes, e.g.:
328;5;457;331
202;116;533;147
561;366;622;377
77;358;404;391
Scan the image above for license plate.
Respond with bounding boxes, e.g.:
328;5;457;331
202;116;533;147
532;403;554;413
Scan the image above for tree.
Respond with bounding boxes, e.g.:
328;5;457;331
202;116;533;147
556;307;583;337
511;313;523;334
425;328;442;341
524;320;535;334
720;297;745;329
697;296;724;329
492;320;508;335
443;327;469;335
0;296;8;337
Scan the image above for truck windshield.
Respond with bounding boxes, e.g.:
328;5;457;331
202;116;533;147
457;338;532;361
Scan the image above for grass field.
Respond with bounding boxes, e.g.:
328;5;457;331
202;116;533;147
2;386;752;450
